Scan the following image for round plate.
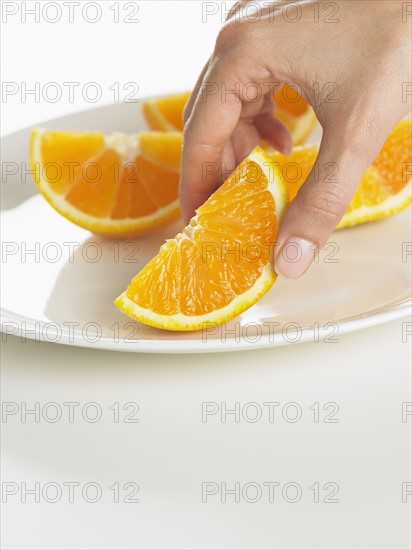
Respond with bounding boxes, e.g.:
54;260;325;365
1;102;411;353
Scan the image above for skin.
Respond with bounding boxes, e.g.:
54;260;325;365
179;0;412;278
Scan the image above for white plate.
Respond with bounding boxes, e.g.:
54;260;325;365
1;102;411;353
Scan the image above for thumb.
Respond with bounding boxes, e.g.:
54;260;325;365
274;123;382;279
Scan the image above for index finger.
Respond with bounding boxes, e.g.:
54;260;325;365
182;58;210;126
179;59;243;223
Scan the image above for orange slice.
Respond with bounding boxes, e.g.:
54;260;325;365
115;147;289;331
142;85;316;145
30;129;182;238
270;118;412;229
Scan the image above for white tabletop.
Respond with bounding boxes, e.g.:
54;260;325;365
1;2;411;549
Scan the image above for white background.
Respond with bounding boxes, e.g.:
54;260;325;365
1;1;412;549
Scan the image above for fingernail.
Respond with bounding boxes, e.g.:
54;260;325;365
275;237;315;279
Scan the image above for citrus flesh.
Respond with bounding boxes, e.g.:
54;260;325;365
270;119;412;229
115;146;289;331
30;129;182;238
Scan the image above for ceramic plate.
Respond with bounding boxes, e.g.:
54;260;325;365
1;102;411;352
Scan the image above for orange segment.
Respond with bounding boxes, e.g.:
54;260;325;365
346;166;389;211
30;129;183;237
142;92;190;131
127;240;182;315
40;131;104;194
139;131;182;171
270;119;412;229
111;176;132;219
274;84;308;117
178;236;236;316
65;148;122;217
127;172;158;218
115;147;289;331
136;156;180;207
372;118;412;194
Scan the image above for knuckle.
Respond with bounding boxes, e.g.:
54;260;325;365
216;18;256;51
215;22;238;51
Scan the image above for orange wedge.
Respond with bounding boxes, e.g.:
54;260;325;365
142;85;316;145
115;147;289;331
30;129;182;237
270;118;412;229
142;92;190;132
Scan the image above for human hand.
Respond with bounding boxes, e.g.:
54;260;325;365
179;0;412;278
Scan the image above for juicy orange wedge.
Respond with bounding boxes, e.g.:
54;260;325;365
270;118;412;229
115;146;289;331
30;129;182;237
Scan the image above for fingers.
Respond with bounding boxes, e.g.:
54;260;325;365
256;115;292;155
179;59;245;222
230;95;265;162
182;59;211;126
274;123;382;278
231;119;261;163
231;94;292;160
256;94;292;155
180;61;294;222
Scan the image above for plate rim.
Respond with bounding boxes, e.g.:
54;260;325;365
1;299;410;353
